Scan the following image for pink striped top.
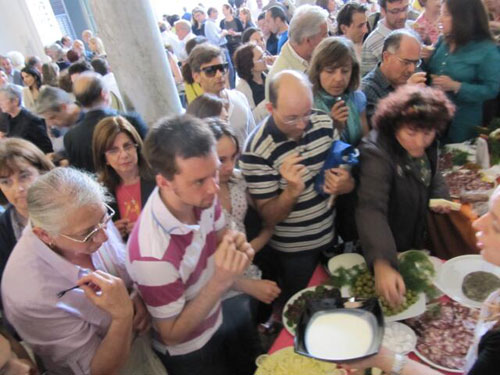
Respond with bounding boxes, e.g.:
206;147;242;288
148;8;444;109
126;187;225;356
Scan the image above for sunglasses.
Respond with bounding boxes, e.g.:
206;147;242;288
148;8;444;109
201;63;229;77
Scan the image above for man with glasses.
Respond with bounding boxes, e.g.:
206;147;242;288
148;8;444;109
190;43;255;147
362;29;425;124
361;0;414;76
240;70;355;316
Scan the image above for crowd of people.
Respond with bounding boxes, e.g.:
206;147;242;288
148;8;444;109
0;0;499;374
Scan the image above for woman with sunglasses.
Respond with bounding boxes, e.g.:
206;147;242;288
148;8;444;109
92;116;155;239
425;0;500;143
20;67;42;112
2;167;153;375
0;138;54;284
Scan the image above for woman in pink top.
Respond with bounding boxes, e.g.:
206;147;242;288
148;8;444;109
415;0;442;45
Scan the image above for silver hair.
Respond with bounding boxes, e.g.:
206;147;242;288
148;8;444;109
46;43;65;60
28;167;111;235
36;86;73;114
175;19;191;32
289;4;328;45
0;84;22;106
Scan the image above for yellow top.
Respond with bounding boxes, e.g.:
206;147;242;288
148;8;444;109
185;82;204;104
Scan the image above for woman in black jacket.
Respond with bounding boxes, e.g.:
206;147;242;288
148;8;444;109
355;85;455;306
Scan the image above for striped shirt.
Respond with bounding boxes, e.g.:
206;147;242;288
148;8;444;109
240;112;337;253
126;187;226;356
361;20;414;76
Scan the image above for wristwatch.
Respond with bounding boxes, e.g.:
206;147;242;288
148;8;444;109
391;353;407;375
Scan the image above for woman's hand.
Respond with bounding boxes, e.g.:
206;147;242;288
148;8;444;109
430;205;451;214
341;346;394;372
247;279;281;304
324;168;355;195
431;75;461;93
374;260;406;307
330;100;349;128
114;218;130;238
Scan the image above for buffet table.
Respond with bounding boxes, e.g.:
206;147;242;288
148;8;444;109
268;265;462;375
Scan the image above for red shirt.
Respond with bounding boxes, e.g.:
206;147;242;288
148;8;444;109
115;181;142;222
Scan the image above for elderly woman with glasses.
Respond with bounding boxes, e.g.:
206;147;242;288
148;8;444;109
1;167;151;375
92;116;155;239
355;85;455;308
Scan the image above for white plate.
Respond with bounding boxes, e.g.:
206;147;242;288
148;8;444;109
383;293;426;323
327;253;366;297
434;254;500;309
327;253;366;274
282;286;336;336
382;322;417;355
413;349;463;373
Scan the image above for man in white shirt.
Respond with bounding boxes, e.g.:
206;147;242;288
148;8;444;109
174;19;196;63
265;4;329;100
190;44;256;148
337;2;369;62
361;0;413;76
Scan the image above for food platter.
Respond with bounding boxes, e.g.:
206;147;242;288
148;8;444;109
255;347;346;375
405;299;476;373
413;349;463;373
326;253;426;323
282;285;338;335
434;254;500;309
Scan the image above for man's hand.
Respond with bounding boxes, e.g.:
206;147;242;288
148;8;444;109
279;153;306;196
231;230;255;262
78;271;134;321
407;71;427;86
131;291;151;335
330;100;349;128
323;168;355;195
374;260;406;307
212;234;253;292
430;205;451;214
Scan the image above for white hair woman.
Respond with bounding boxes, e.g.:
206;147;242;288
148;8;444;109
1;167;153;375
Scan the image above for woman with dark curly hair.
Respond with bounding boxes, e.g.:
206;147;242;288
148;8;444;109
355;85;455;307
20;66;42;112
234;42;268;123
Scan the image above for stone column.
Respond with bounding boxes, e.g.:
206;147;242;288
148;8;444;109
89;0;182;125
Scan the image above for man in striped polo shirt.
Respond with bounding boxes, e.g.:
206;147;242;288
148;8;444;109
240;70;355;308
126;115;255;375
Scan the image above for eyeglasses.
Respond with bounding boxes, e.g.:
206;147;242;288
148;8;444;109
393;54;422;68
105;142;138;157
200;63;229;77
59;204;115;243
386;5;409;14
280;112;313;127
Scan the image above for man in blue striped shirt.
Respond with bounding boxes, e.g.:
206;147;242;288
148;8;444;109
240;70;355;307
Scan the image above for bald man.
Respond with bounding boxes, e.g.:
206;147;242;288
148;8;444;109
63;72;147;172
240;70;355;307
